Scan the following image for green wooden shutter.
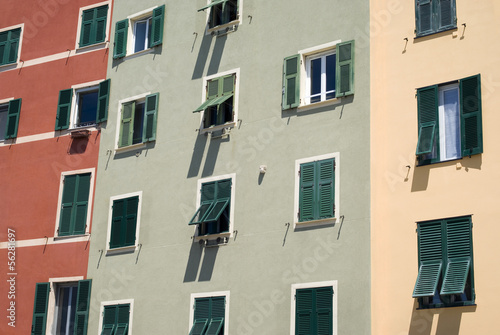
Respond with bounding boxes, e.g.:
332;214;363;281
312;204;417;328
296;288;313;334
115;305;130;335
150;5;165;47
194;297;210;322
416;85;438;155
143;93;159;142
0;30;9;65
211;296;226;318
315;287;333;335
74;279;92;335
299;162;315;222
110;199;124;248
119;102;135;148
32;283;50;335
96;79;110;123
5;98;21;139
282;54;300;110
460;74;482;157
318;159;335;219
415;0;433;36
94;5;108;44
438;0;455;30
80;8;95;47
206;318;224;335
0;28;21;65
413;222;443;297
124;196;139;247
59;174;77;236
441;217;472;295
189;319;208;335
101;306;117;335
55;89;73;130
336;40;354;97
114;19;129;59
73;173;91;235
203;179;231;222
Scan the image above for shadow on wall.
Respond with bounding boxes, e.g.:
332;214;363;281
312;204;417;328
192;33;227;80
183;241;219;282
408;300;476;335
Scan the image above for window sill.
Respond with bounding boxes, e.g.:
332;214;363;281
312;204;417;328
76;41;108;54
200;122;236;135
0;62;18;72
207;19;240;35
295;217;336;229
417;302;476;310
115;142;148;153
298;97;342;112
53;233;90;241
414;26;457;39
194;231;231;242
416;154;479;167
123;47;155;60
106;245;137;255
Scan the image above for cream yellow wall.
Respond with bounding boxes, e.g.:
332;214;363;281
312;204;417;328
371;1;500;334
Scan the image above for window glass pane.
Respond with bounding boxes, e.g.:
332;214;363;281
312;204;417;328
57;285;77;335
0;103;8;140
134;20;149;53
78;90;98;126
310;58;322;103
133;102;145;144
326;54;336;100
439;87;460;160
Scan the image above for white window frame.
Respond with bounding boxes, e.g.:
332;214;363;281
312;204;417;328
114;92;151;152
69;80;102;130
53;168;95;238
45;276;84;335
438;83;461;162
193;173;236;240
202;0;243;35
293;152;340;229
75;1;112;51
298;40;343;110
199;68;240;134
0;97;14;141
189;291;230;335
290;281;338;335
124;6;161;57
98;299;134;335
105;191;143;254
0;23;24;69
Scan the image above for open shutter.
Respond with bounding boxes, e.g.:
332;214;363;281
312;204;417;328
124;196;139;247
73;173;91;235
282;54;300;110
143;93;159;142
413;222;443;297
189;319;208;335
97;79;110;123
101;306;117;335
318;159;335;219
74;279;92;335
115;305;130;335
296;288;313;334
59;175;77;236
336;40;354;97
441;217;472;295
437;0;455;30
206;318;224;335
315;287;333;335
416;85;438;155
114;19;129;59
32;283;50;335
80;9;95;47
150;5;165;47
415;0;433;36
299;162;315;222
5;98;21;139
119;102;135;147
55;89;73;130
460;74;482;157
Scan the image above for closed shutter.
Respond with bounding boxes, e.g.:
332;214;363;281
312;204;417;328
110;199;124;248
124;196;139;247
150;5;165;47
5;98;21;139
416;85;438;155
460;74;482;157
6;28;21;64
55;89;73;130
80;9;95;47
94;5;108;44
73;173;91;235
32;283;50;335
413;222;443;297
299;162;315;222
336;40;354;97
59;175;77;236
194;298;210;322
101;306;117;335
119;102;135;148
282;54;300;110
114;19;129;59
96;79;110;123
74;279;92;335
318;159;335;219
115;304;130;335
296;288;313;334
315;287;333;335
143;93;159;142
110;197;138;249
415;0;433;36
438;0;455;30
0;30;9;65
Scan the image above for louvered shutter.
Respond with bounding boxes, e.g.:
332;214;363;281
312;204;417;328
194;298;210;322
6;28;20;64
299;162;315;222
0;30;9;65
416;0;433;36
460;74;482;157
119;102;135;147
438;0;455;30
94;5;108;44
110;199;124;248
124;196;139;247
203;179;231;222
143;93;159;142
55;89;73;130
101;306;117;335
336;40;355;97
318;159;335;219
114;19;129;59
115;305;130;335
31;283;50;335
150;5;165;47
206;318;224;335
296;288;313;334
413;222;443;297
74;279;92;335
59;175;77;236
190;319;208;335
416;85;438;155
5;98;21;139
315;287;333;335
80;9;95;47
282;54;300;110
73;173;91;235
96;79;110;123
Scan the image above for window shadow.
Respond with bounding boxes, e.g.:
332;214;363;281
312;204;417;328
183;241;203;283
68;137;88;154
198;246;219;282
187;133;208;178
201;136;225;178
207;35;227;76
191;32;213;80
182;241;219;282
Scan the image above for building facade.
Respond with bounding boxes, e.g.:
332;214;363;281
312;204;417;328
86;0;371;334
371;0;500;334
0;0;112;334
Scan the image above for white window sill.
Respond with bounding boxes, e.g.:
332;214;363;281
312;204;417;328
53;233;90;242
200;121;236;135
194;231;231;242
207;19;240;35
298;97;342;112
123;48;155;60
294;217;337;229
76;41;108;54
106;245;137;255
115;142;148;153
0;62;18;72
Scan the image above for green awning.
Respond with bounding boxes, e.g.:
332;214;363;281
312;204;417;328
193;93;233;113
198;0;225;12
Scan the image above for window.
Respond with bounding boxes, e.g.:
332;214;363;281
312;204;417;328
0;98;22;140
79;4;109;48
101;303;131;335
189;177;233;237
189;292;229;335
31;279;92;335
283;40;354;110
198;0;239;30
0;27;21;66
117;93;159;148
415;0;456;37
55;80;110;131
294;153;339;226
413;216;475;309
113;5;165;59
193;71;238;131
107;192;142;251
416;74;482;165
56;171;94;237
291;281;337;335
